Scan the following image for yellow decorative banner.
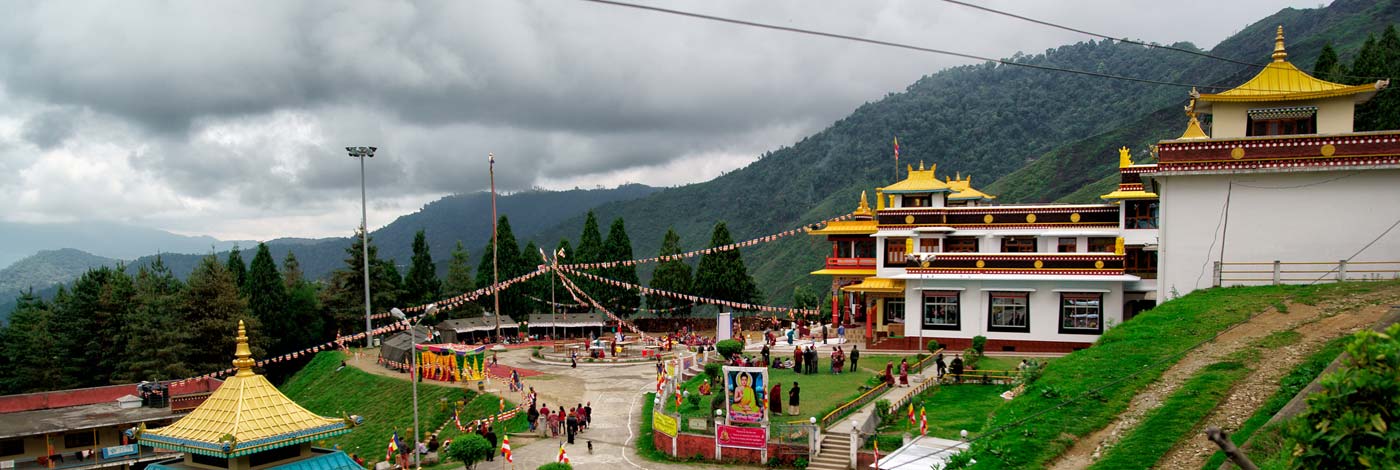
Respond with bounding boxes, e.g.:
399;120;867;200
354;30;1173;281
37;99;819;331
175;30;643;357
653;410;678;437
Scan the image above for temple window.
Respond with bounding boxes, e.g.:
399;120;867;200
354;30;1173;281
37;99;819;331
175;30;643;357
884;238;908;266
1088;237;1117;253
884;298;905;324
987;292;1030;333
1246;106;1317;136
1000;236;1036;253
1125;246;1158;279
1126;200;1159;229
64;432;95;449
855;240;876;258
919;238;940;253
1060;293;1104;334
1057;237;1078;253
0;439;23;457
945;237;978;253
922;291;961;330
903;195;932;207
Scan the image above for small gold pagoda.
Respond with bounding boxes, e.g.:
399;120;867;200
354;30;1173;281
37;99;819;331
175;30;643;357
139;321;362;470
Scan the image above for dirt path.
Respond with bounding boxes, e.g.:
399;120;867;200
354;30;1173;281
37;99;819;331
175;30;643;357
1156;291;1400;469
1048;287;1400;470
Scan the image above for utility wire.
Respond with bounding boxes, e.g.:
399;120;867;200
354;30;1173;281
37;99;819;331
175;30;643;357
1308;215;1400;284
581;0;1334;94
939;0;1390;82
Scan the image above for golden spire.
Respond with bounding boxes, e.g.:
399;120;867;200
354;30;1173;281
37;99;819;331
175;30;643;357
1118;146;1134;168
1179;98;1208;139
918;161;925;171
232;320;256;377
1272;25;1287;62
875;190;885;210
855;190;872;216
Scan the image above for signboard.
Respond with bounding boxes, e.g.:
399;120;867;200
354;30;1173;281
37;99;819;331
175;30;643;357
653;411;678;437
716;311;732;340
688;417;709;431
101;444;139;459
716;424;767;449
723;366;768;424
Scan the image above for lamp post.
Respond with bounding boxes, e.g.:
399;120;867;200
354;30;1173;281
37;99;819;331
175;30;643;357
347;146;377;348
393;304;436;470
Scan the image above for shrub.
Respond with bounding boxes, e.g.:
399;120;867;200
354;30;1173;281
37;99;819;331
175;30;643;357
710;394;726;415
926;340;942;354
875;399;893;422
704;362;722;385
445;433;492;469
536;464;572;470
971;336;986;355
686;392;701;409
793;457;809;469
1288;323;1400;469
962;348;981;370
716;339;744;358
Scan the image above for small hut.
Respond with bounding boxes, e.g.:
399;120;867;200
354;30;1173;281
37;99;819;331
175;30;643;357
379;326;435;366
526;312;608;339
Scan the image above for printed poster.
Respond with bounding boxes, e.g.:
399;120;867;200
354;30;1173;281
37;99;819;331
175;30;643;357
653;411;678;437
716;424;767;449
723;366;768;424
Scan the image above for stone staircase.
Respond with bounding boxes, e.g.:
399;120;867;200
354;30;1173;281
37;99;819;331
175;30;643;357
807;432;853;470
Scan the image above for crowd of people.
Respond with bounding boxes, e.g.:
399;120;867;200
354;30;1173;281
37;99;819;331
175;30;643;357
525;400;592;445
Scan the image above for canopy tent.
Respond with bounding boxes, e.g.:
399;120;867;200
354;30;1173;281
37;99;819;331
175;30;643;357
435;314;519;344
526;312;608;339
379;326;435;365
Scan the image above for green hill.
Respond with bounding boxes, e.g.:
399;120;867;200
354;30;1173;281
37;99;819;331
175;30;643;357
528;0;1400;304
279;351;525;461
0;248;122;321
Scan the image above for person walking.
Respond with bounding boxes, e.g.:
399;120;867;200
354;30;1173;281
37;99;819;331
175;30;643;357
584;402;593;428
936;353;947;379
899;358;910;387
482;426;497;462
849;345;860;372
527;404;539;432
760;344;770;367
565;411;579;445
821;323;828;344
788;382;800;416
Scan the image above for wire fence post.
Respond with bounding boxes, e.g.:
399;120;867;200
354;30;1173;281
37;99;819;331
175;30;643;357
1212;261;1223;287
1272;260;1282;285
1338;259;1348;282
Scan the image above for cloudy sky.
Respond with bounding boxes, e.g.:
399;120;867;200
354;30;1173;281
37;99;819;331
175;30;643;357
0;0;1316;241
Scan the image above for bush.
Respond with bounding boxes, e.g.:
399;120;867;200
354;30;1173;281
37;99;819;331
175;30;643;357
716;339;744;358
445;433;492;469
536;464;572;470
793;457;809;469
686;392;701;409
1288;323;1400;469
875;399;893;422
971;335;987;356
704;362;722;385
711;394;726;415
962;348;981;370
927;340;942;354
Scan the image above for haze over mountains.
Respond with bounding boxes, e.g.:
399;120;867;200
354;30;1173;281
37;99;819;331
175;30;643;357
4;0;1396;315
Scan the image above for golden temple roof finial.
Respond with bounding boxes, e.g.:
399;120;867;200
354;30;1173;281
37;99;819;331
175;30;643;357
956;171;961;181
1180;99;1209;139
232;320;256;376
918;161;925;171
1118;146;1133;168
1272;25;1287;62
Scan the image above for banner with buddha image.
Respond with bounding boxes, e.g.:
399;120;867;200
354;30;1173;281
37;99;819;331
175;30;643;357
723;366;767;425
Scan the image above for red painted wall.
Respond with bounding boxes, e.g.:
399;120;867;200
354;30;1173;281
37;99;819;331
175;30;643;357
659;430;806;465
0;378;222;413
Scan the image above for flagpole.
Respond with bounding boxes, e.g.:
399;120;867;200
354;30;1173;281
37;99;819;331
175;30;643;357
490;153;501;344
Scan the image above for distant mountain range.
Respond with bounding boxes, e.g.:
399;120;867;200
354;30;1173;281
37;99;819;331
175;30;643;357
0;221;253;269
5;0;1395;316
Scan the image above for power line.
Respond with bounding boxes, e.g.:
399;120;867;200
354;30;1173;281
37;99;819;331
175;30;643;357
939;0;1390;83
580;0;1326;94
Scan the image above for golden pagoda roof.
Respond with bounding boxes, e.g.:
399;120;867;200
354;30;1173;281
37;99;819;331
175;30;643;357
140;321;354;457
879;162;951;194
840;277;904;294
809;219;877;236
1100;189;1159;201
945;174;996;201
810;268;876;277
1197;26;1384;106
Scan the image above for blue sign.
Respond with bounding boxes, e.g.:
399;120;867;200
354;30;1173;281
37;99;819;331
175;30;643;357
101;444;138;459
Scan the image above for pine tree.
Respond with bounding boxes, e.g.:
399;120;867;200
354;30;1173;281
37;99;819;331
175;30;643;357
574;211;605;300
1313;43;1342;83
320;231;402;339
283;251;304;289
444;241;475;295
247;243;292;356
601;218;641;315
119;256;192;382
476;216;528;320
183;255;260;375
404;229;442;305
50;266;134;387
521;240;548;314
1357;26;1400;131
649;228;693;318
0;290;64;393
226;245;248;293
694;222;760;308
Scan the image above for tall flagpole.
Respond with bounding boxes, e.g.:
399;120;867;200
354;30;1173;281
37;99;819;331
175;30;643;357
490;153;501;344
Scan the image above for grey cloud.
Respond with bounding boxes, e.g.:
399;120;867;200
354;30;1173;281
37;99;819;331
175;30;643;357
20;108;76;149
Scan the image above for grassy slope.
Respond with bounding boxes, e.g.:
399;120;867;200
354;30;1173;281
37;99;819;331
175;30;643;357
1088;361;1250;469
959;281;1396;469
280;351;525;461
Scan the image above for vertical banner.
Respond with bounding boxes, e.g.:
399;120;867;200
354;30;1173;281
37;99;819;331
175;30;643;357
723;366;768;425
716;311;732;340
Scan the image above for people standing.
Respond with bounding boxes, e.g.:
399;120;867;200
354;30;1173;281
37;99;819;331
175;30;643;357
770;382;781;415
788;382;800;416
482;426;497;462
950;355;964;383
527;404;540;432
821;323;828;344
899;358;910;387
793;346;803;373
760;344;770;367
565;410;579;445
936;353;947;379
584;402;593;429
849;345;860;372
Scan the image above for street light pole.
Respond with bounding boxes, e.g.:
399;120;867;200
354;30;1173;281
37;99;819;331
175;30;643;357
394;304;436;470
489;153;501;344
348;146;378;348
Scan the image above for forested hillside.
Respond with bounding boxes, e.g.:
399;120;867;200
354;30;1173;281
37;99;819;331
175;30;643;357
0;249;121;320
529;0;1400;303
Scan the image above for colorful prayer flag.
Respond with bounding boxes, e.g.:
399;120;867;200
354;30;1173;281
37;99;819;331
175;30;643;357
893;136;900;162
919;406;928;436
908;402;915;426
385;431;400;462
557;443;569;463
501;436;512;463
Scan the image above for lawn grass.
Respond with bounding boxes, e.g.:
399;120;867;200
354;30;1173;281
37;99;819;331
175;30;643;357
867;384;1008;450
955;281;1396;469
637;392;667;461
668;356;883;428
281;351;525;462
1087;361;1250;469
1200;335;1351;469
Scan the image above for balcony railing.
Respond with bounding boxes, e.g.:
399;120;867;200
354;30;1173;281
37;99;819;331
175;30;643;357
825;257;876;270
899;253;1125;274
